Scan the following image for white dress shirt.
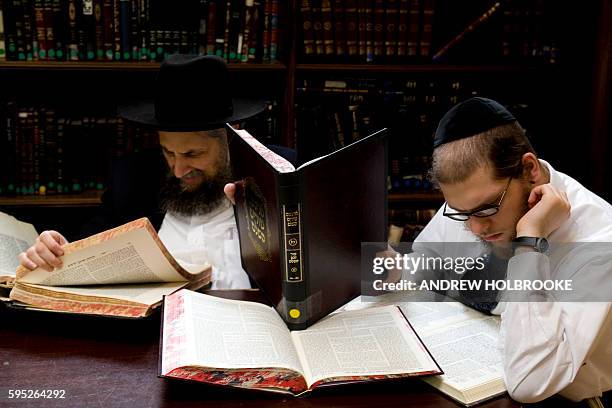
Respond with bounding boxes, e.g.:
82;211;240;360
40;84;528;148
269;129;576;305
414;160;612;402
157;199;251;289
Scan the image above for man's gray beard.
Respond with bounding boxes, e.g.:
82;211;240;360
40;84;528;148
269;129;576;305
159;164;232;217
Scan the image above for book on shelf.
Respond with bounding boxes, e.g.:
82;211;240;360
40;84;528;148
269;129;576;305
159;289;443;396
342;292;505;406
227;125;388;330
6;217;211;317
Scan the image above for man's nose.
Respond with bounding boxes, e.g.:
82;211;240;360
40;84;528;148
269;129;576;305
467;216;491;236
173;158;191;178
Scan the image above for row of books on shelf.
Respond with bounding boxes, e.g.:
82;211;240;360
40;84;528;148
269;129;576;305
0;100;279;196
299;0;560;64
0;0;280;62
295;76;471;165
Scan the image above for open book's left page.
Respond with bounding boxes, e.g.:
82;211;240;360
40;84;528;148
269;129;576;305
0;212;38;285
161;289;308;394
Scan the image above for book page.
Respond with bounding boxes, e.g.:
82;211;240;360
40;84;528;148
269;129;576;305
182;290;305;376
0;212;38;279
18;227;200;286
405;304;503;396
232;129;295;173
291;305;440;387
343;294;504;400
20;281;187;306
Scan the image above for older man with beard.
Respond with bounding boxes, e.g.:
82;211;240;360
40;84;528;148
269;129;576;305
18;54;269;289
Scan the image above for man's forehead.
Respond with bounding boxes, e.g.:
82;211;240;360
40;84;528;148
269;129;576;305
440;168;504;211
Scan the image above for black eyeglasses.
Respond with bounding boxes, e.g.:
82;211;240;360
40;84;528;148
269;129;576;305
443;177;513;221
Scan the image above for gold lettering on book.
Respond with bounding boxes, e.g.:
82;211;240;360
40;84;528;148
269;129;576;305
244;178;272;262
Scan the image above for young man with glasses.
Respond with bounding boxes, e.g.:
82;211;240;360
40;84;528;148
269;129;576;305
406;97;612;405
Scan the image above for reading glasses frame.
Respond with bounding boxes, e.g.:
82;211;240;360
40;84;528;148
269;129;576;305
443;177;513;221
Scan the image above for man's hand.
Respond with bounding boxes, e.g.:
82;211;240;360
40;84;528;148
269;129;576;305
224;183;236;205
516;183;571;238
18;231;68;272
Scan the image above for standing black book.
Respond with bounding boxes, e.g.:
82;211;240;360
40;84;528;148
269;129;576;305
227;126;388;330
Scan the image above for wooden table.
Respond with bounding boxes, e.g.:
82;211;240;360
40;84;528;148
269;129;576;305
0;290;574;408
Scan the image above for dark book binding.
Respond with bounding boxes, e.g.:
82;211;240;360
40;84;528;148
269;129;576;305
228;126;388;330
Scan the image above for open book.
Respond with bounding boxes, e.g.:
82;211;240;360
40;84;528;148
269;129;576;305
228;126;388;330
8;218;211;318
0;212;38;289
159;289;442;396
343;292;505;406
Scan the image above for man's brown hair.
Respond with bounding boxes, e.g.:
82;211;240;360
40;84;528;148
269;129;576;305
430;121;536;185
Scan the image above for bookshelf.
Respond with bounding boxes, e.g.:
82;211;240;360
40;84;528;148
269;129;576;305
0;0;610;239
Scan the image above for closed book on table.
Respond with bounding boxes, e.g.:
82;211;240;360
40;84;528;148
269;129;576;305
228;126;388;330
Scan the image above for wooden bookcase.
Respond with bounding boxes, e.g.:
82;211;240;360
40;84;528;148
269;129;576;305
0;0;610;235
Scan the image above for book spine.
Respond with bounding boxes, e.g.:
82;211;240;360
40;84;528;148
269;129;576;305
222;0;230;60
34;0;47;59
3;0;17;60
320;0;333;56
406;0;419;57
261;0;269;60
112;0;120;60
418;0;433;58
396;0;407;56
356;0;366;59
101;0;112;58
246;0;259;61
93;0;104;59
268;0;277;60
205;0;216;54
240;0;253;62
66;0;78;59
373;0;384;59
227;0;241;61
278;172;308;331
43;0;55;58
22;0;35;60
81;0;96;60
0;0;6;60
198;0;207;55
343;0;357;56
129;0;138;58
384;0;398;57
52;0;66;60
311;0;322;55
331;0;344;56
119;0;129;60
138;0;147;59
364;0;373;62
300;0;314;56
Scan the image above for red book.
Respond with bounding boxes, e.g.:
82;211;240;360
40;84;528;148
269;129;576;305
407;0;420;57
419;0;434;58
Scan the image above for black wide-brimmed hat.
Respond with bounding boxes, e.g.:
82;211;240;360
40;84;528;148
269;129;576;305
118;55;267;131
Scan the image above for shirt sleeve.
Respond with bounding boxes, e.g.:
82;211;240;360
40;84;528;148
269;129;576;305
500;251;611;402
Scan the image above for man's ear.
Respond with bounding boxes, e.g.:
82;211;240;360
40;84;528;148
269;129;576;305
521;153;541;184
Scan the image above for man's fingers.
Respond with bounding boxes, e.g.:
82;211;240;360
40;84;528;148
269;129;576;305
33;240;63;268
224;183;236;205
39;231;66;256
25;247;54;272
18;252;38;270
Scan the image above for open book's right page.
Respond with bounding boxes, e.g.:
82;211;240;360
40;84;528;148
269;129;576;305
343;293;504;405
291;305;442;389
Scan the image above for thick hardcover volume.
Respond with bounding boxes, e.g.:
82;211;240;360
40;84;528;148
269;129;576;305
229;127;388;330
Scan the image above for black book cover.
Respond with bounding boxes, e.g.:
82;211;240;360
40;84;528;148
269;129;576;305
228;126;388;330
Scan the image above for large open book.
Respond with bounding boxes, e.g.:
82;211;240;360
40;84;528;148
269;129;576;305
159;289;442;396
227;126;388;330
8;218;211;318
343;292;505;406
0;212;39;289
